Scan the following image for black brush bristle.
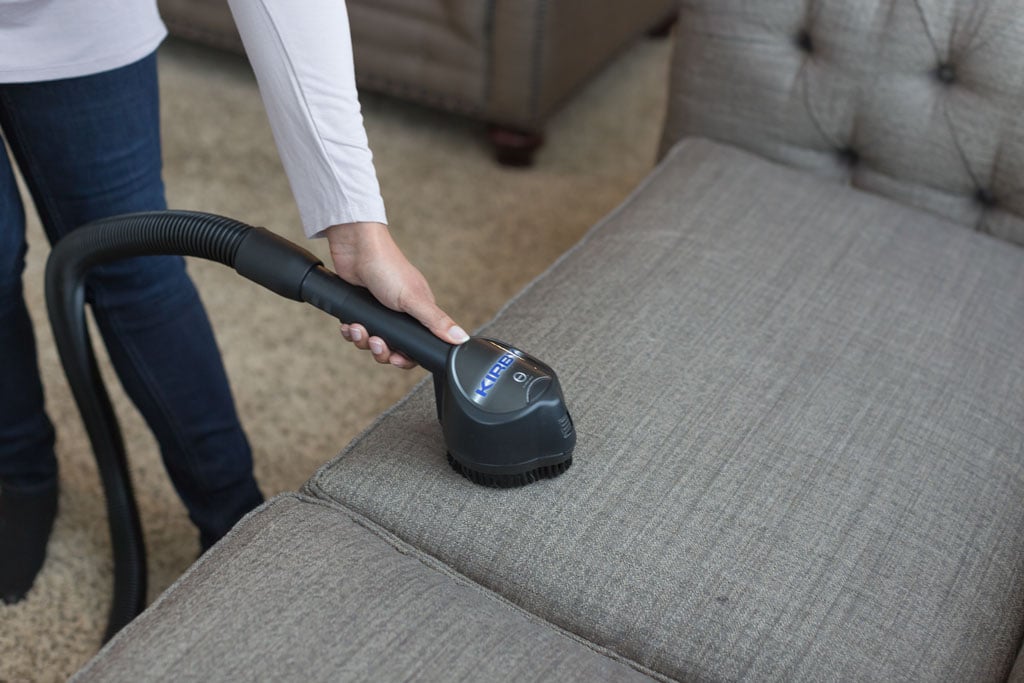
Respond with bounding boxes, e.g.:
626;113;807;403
446;452;572;488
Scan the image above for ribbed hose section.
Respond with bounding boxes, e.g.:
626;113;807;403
44;211;257;642
54;210;252;270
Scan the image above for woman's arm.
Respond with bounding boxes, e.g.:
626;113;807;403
226;0;467;365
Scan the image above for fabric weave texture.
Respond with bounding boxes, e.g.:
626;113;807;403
661;0;1024;246
74;494;658;682
309;139;1024;681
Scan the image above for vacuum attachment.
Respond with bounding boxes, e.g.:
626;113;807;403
45;211;575;639
439;338;574;487
299;258;577;489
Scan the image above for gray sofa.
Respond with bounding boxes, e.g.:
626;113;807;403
156;0;676;164
76;0;1024;680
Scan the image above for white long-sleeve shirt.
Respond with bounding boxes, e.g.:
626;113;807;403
0;0;386;238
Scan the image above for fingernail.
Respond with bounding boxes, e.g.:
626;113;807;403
449;325;470;343
369;339;383;355
350;328;362;342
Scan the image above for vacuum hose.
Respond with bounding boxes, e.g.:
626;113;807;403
44;210;449;640
46;210;574;641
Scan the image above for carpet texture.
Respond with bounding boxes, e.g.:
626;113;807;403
1;35;670;680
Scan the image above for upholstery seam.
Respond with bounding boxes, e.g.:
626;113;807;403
280;493;676;683
83;491;672;681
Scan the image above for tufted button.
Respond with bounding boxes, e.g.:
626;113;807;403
795;29;813;53
974;187;997;208
837;146;860;167
935;62;956;84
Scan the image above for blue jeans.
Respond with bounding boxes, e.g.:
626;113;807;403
0;52;263;548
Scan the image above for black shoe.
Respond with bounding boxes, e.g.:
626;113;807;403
0;483;58;605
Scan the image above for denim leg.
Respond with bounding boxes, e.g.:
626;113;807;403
87;258;264;547
0;133;57;493
0;53;262;545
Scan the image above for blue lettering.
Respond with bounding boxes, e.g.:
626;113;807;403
475;354;515;398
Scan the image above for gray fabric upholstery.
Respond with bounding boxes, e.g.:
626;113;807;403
73;494;658;682
660;0;1024;247
307;139;1024;681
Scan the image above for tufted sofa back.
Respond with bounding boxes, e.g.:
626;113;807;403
660;0;1024;247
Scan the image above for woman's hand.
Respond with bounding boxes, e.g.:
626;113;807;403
325;221;468;368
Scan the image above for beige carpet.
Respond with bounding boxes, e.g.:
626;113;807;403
1;34;670;680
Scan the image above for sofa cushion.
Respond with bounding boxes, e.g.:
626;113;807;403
73;494;658;682
306;138;1024;681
